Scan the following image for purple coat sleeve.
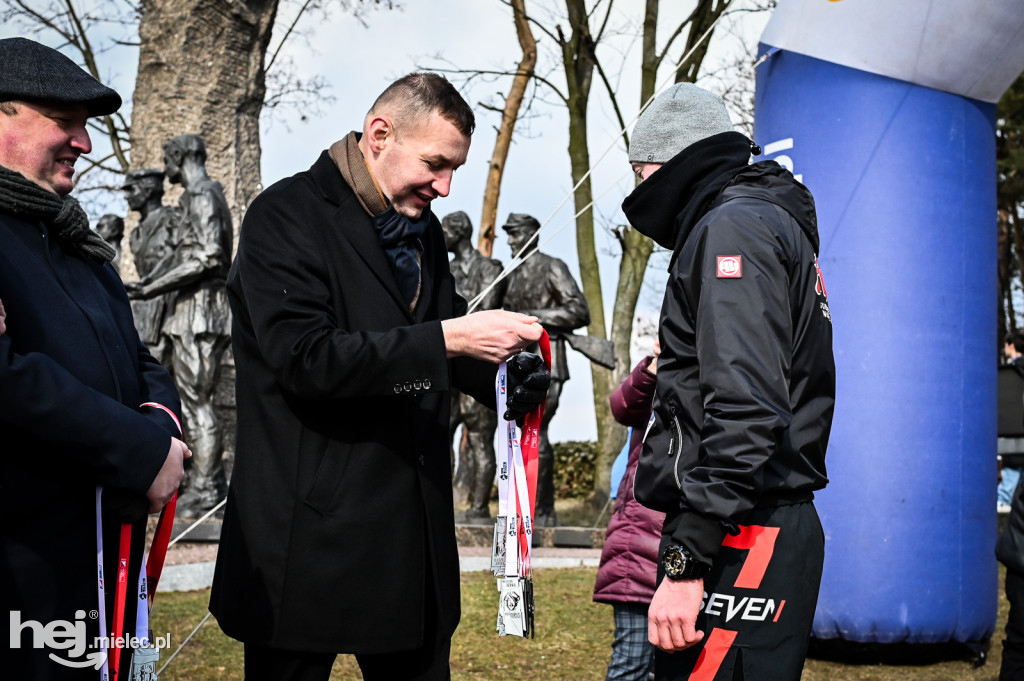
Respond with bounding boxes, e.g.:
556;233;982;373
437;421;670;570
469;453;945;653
594;355;665;605
609;355;657;427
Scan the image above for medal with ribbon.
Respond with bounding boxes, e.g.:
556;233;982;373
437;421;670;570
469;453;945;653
493;331;551;639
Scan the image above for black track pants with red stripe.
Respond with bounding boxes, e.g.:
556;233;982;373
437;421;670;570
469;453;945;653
654;502;824;681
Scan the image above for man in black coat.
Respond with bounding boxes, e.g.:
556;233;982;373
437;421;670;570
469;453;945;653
0;37;188;679
209;72;549;681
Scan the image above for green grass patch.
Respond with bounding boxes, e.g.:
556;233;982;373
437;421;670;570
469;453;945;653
152;566;1007;680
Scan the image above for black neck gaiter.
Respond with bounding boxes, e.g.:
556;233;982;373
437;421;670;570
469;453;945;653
622;131;753;256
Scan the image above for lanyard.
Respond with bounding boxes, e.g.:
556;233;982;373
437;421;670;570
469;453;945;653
94;488;110;681
496;332;551;579
94;488;177;679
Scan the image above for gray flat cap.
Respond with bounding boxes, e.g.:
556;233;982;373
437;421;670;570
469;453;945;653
501;213;540;233
629;83;734;164
0;37;121;116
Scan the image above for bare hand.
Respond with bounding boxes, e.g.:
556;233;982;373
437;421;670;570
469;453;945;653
648;577;705;652
147;438;192;513
442;310;543;363
0;297;5;335
648;339;661;375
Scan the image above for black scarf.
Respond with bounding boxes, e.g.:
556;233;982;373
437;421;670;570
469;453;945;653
0;164;115;263
372;205;428;309
622;131;754;259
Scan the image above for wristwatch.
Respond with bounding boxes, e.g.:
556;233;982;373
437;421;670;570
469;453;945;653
661;545;711;581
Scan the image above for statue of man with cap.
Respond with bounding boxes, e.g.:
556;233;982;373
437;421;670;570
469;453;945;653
95;212;125;270
501;212;592;527
442;210;506;519
623;82;835;681
0;37;188;679
122;168;181;366
125;134;233;517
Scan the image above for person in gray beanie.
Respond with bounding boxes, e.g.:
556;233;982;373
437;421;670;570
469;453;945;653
622;82;836;681
0;36;188;680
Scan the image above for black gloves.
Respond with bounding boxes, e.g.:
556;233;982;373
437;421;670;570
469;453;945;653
503;352;551;424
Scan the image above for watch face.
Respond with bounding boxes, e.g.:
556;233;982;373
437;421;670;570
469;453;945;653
663;546;687;579
663;545;709;580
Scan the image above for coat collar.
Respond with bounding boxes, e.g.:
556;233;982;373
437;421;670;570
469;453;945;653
306;150;445;324
307;150;416;322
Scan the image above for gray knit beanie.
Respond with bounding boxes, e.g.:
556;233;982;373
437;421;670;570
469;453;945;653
629;83;734;164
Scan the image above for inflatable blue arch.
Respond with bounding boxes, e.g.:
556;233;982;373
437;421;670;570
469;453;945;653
752;0;1024;644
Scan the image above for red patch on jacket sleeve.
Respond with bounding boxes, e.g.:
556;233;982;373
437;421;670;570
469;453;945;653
716;256;742;278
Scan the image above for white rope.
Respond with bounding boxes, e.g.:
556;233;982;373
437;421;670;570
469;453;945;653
467;167;634;312
156;611;212;676
168;497;227;548
156;7;736;675
466;6;731;314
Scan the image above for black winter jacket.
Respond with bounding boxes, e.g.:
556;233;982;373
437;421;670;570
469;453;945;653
1;210;182;664
624;139;835;568
998;476;1024;575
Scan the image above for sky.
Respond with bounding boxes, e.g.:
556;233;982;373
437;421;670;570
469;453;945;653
254;0;769;442
1;0;770;443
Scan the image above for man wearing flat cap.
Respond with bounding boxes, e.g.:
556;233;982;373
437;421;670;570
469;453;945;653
0;37;188;679
623;83;835;680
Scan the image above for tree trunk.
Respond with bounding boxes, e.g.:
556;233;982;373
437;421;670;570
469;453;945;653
559;0;622;507
675;0;729;83
479;0;537;258
130;0;278;264
595;0;730;500
999;208;1012;342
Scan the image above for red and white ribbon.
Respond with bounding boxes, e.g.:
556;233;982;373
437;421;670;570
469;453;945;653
495;332;551;579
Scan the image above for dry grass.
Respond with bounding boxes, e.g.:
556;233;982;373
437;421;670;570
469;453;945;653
152;564;1007;680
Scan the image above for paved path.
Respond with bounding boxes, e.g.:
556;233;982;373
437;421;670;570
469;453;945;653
160;542;601;593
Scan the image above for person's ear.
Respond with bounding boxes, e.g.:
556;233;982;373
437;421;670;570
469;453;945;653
366;115;393;153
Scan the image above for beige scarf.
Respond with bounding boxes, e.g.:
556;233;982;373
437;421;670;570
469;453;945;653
329;132;387;216
328;132;423;312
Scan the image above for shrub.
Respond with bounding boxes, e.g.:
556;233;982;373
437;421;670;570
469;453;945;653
553;440;599;499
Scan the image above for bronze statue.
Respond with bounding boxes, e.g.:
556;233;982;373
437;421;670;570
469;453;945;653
122;169;180;366
95;214;124;271
125;135;232;516
442;211;506;520
501;213;591;527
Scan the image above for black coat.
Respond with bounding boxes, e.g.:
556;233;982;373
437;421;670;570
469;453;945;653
209;150;496;653
625;156;835;568
999;476;1024;575
0;211;181;675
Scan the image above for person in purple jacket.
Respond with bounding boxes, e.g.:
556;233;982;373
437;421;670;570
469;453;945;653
594;342;665;681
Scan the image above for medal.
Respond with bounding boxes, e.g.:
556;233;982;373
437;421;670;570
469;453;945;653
496;577;527;638
492;333;550;639
128;641;160;680
491;516;506;576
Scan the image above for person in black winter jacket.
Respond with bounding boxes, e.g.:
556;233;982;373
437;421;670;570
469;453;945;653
0;37;188;679
621;83;836;681
998;475;1024;680
997;330;1024;680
